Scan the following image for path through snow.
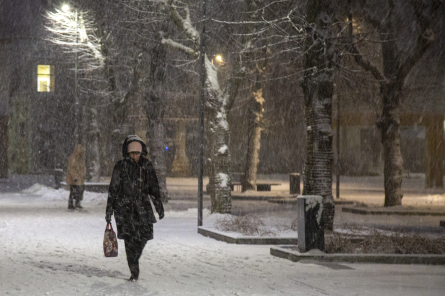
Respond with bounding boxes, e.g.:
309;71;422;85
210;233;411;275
1;186;445;295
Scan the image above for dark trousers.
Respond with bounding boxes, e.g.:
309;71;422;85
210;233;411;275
124;237;147;279
68;185;84;208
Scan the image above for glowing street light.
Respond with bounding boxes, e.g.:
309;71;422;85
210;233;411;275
61;4;70;12
212;54;223;64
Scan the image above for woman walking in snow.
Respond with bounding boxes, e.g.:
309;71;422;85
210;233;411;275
105;135;164;282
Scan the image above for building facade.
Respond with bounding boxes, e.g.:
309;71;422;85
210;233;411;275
0;0;77;177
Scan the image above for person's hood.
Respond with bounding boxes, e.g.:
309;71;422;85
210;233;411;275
122;135;148;158
73;144;84;156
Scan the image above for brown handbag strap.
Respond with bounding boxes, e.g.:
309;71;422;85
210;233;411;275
106;222;113;231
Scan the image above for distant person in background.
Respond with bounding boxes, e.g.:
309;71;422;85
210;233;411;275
106;135;164;282
66;144;86;209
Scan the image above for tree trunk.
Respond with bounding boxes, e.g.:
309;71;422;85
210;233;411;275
205;57;232;214
162;1;233;213
242;88;264;191
301;0;336;231
351;1;440;206
93;13;119;173
241;0;266;192
147;118;168;202
378;83;403;206
425;115;444;188
145;36;169;203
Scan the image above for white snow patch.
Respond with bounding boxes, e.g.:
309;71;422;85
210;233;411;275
182;6;200;41
203;213;298;238
21;183;107;202
161;38;196;56
218;144;228;154
0;221;8;231
21;183;52;194
218;173;229;188
334;227;395;237
205;56;220;90
166;208;211;218
217;112;229;130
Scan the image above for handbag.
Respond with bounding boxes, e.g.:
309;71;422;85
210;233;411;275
103;222;118;257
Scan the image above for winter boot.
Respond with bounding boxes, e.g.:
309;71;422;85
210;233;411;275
127;275;138;282
75;199;83;209
68;197;74;210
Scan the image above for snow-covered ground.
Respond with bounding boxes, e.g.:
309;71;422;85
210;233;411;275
1;184;445;296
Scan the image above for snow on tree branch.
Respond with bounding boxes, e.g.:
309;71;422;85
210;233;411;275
167;0;200;48
45;8;104;69
161;38;197;56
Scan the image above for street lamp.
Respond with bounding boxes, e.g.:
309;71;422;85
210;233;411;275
212;54;223;64
198;0;207;227
61;4;70;12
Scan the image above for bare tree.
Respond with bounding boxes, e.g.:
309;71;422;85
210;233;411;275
161;0;250;213
212;0;337;227
240;0;268;192
347;0;442;206
45;6;105;182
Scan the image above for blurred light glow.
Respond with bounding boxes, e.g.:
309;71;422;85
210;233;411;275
165;147;169;151
62;4;70;12
215;55;223;63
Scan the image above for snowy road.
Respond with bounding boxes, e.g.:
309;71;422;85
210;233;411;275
1;190;445;296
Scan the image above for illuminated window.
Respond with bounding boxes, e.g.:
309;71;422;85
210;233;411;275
37;65;55;92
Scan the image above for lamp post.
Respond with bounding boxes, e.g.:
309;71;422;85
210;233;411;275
198;0;207;227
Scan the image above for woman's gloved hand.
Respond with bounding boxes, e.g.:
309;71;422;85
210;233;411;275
105;214;111;223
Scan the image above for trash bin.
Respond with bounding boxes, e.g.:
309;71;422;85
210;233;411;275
54;168;63;189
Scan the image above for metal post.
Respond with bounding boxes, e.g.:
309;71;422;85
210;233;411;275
336;94;340;199
74;10;79;144
198;0;207;227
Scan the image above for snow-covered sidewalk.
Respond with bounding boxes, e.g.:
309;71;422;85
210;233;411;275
1;186;445;296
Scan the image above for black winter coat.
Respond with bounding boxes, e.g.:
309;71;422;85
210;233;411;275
106;135;164;241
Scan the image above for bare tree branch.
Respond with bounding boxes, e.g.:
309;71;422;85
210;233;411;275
396;0;438;82
350;42;384;81
161;38;197;56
